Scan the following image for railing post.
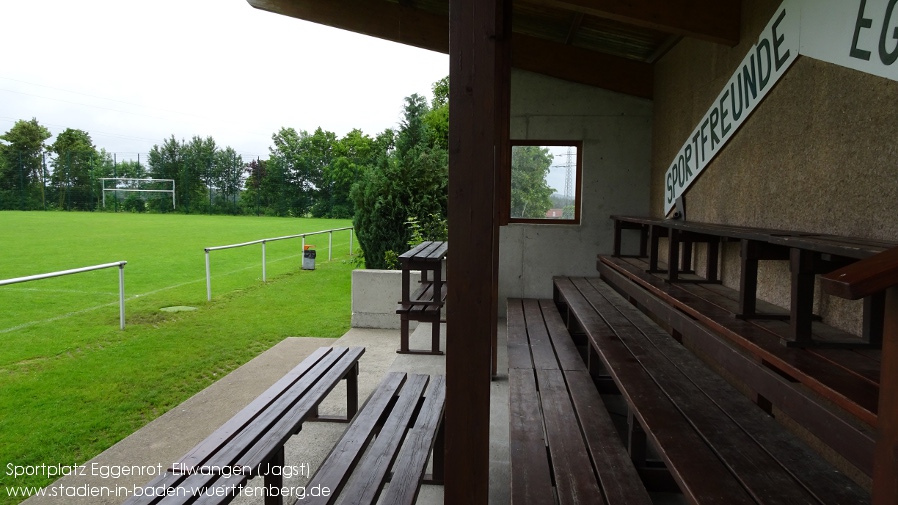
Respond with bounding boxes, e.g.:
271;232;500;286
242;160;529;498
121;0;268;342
118;262;126;330
262;240;267;282
350;228;354;255
205;249;212;301
329;231;333;261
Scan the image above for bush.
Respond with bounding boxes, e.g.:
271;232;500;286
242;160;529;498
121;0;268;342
350;144;447;270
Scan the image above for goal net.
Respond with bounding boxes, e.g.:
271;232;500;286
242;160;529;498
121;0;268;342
100;178;176;209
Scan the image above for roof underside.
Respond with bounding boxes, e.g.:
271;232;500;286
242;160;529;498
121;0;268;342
247;0;742;99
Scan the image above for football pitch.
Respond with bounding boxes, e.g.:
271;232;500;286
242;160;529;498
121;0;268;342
0;211;356;501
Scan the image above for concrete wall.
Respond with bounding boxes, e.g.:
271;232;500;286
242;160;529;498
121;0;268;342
650;0;898;334
498;70;653;314
351;269;416;330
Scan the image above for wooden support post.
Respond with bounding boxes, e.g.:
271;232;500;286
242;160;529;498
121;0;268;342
446;0;508;501
613;219;623;256
739;240;760;317
874;287;898;504
667;228;680;282
864;292;886;345
790;248;816;345
647;225;667;273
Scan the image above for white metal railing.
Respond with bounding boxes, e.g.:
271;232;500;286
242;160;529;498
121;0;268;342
204;227;354;301
0;261;128;329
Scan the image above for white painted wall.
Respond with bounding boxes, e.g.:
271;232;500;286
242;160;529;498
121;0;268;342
498;70;653;315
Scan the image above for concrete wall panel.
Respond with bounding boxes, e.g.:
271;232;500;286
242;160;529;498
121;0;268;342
499;70;653;314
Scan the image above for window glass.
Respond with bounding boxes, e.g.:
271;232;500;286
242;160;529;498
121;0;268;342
508;141;581;224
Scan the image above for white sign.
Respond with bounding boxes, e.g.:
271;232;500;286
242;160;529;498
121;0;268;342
663;0;898;214
801;0;898;82
664;0;800;213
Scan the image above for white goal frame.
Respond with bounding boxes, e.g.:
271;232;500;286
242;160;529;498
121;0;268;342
100;178;176;209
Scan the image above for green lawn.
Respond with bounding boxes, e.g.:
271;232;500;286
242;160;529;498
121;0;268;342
0;211;357;502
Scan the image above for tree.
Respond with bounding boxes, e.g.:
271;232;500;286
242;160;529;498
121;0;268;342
352;83;449;269
182;136;219;212
214;147;243;213
268;127;311;217
510;145;555;219
424;76;449;150
48;128;100;210
241;157;270;215
0;118;51;209
322;128;374;219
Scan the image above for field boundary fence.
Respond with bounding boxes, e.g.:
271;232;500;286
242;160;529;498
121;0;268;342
0;261;128;329
204;226;353;300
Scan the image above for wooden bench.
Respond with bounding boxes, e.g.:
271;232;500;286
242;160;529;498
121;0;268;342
597;257;878;475
125;346;363;505
552;277;870;504
396;241;448;355
295;371;445;505
507;298;651;504
611;215;896;347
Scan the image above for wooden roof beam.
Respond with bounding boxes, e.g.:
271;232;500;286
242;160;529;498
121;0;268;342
513;34;653;99
522;0;741;46
247;0;652;98
246;0;449;54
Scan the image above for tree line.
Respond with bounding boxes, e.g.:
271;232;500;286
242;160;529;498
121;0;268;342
0;77;451;268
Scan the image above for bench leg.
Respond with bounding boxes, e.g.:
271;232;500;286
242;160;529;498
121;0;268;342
864;292;886;346
667;229;680;282
399;316;410;353
264;447;285;505
739;240;760;317
347;362;359;419
790;248;816;346
431;320;441;353
425;415;446;485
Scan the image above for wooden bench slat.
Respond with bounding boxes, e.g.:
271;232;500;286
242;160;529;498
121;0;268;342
509;368;555;504
570;278;824;504
539;299;586;371
397;241;433;260
600;256;880;425
553;281;759;504
612;255;881;401
300;372;407;505
178;346;335;469
583;277;869;505
380;375;447;505
564;370;652;505
189;474;246;505
507;299;534;370
536;368;605;504
336;374;431;505
205;347;364;471
522;298;561;370
596;265;877;477
127;347;364;505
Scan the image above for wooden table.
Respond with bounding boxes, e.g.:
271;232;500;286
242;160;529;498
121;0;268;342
396;241;448;355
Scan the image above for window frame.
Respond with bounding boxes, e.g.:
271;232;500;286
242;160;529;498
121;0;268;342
506;139;583;225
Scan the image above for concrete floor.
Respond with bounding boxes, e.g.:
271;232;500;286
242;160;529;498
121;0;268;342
24;322;510;505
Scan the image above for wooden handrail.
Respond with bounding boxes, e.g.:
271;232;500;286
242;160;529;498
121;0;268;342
821;246;898;300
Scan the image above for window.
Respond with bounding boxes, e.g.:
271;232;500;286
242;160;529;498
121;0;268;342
507;140;582;224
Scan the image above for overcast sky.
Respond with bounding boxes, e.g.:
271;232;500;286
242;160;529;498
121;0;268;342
0;0;449;162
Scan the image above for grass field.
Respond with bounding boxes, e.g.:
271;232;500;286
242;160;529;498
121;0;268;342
0;211;357;502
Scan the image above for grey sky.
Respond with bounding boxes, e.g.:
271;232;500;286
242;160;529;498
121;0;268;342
0;0;449;162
